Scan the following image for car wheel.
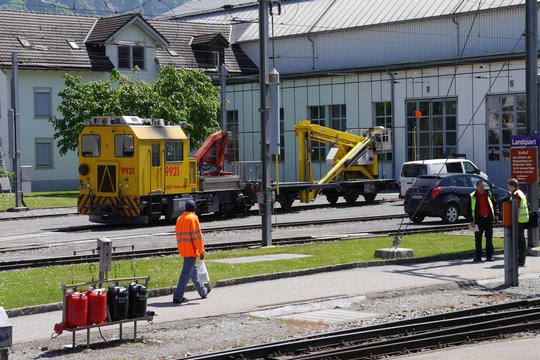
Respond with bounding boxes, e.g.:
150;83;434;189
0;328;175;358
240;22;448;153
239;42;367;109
409;215;425;223
442;203;460;224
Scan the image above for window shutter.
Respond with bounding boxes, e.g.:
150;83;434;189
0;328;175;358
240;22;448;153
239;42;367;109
34;90;51;117
36;142;51;167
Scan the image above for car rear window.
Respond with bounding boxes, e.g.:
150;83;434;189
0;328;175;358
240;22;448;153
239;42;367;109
414;177;441;187
401;164;427;177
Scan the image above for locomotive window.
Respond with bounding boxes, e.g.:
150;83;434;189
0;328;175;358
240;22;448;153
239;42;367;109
152;144;160;166
165;141;184;162
81;134;100;157
114;135;134;157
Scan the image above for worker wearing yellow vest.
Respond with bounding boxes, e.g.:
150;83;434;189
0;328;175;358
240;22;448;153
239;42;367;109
173;200;210;304
469;180;499;262
507;178;529;267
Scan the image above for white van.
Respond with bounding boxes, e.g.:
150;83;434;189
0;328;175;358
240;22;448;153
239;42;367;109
399;159;488;197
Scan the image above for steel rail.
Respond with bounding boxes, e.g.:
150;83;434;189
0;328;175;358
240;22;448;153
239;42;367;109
0;213;408;254
0;197;401;223
40;213;408;234
182;298;540;360
0;222;472;271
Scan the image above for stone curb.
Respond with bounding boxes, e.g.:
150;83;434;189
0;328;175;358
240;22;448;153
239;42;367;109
5;250;501;318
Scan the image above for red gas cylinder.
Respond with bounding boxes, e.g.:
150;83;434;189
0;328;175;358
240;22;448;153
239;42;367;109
86;288;107;325
65;291;88;328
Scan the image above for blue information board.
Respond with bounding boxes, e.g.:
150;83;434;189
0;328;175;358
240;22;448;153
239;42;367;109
510;135;540;147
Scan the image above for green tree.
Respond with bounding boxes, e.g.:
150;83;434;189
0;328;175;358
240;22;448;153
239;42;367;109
49;67;221;155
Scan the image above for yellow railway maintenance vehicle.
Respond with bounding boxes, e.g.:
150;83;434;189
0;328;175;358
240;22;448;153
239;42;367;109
274;120;393;211
77;116;257;223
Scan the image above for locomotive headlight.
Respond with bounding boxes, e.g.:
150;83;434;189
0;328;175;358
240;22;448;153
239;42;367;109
85;183;91;188
124;183;130;189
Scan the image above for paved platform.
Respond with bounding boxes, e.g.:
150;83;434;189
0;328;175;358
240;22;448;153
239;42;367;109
8;255;540;348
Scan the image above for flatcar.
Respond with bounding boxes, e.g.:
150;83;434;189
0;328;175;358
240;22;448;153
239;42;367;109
77;116;257;223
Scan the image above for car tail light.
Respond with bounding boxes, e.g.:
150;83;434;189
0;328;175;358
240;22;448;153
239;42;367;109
405;188;412;198
431;187;442;200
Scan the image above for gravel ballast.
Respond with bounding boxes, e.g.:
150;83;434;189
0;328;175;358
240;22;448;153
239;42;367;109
7;276;540;360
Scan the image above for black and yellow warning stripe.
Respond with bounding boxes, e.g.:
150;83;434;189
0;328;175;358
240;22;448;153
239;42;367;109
78;195;140;217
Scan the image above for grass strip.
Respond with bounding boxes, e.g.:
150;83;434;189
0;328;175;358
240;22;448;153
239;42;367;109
0;234;503;309
0;191;77;211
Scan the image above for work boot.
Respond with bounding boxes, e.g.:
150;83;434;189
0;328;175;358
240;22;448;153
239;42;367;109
173;297;189;304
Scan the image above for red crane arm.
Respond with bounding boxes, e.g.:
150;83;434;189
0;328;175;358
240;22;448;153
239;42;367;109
193;130;231;176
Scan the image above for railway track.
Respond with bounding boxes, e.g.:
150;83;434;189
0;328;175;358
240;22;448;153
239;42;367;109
0;197;401;223
183;298;540;360
0;213;408;255
0;221;472;271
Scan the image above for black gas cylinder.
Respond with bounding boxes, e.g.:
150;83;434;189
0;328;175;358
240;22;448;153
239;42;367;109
128;281;148;318
107;285;129;321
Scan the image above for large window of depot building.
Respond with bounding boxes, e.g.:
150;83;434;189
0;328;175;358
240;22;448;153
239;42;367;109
374;102;392;161
226;110;239;162
307;104;346;161
487;94;526;161
272;108;285;162
406;99;457;161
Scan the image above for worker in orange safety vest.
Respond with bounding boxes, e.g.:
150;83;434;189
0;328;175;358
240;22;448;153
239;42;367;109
172;200;210;304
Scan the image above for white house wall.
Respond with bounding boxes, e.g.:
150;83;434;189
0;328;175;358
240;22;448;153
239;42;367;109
2;70;109;191
105;25;161;83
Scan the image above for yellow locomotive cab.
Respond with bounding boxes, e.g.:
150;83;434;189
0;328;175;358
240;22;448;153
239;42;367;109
78;116;199;223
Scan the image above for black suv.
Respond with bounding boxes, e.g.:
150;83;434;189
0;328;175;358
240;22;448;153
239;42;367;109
404;173;509;224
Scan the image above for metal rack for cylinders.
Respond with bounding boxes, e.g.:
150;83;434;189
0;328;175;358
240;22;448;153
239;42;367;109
57;238;153;348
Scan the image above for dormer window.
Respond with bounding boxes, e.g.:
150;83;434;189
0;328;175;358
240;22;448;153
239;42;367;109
190;33;229;69
18;36;31;47
118;45;145;70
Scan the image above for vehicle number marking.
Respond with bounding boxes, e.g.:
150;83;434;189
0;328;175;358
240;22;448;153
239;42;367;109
411;194;424;200
120;167;135;175
165;165;180;177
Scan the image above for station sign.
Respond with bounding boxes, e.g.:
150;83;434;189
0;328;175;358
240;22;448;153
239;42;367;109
510;135;540;147
510;135;539;183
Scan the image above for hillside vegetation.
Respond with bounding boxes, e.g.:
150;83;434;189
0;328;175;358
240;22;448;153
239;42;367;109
0;0;187;18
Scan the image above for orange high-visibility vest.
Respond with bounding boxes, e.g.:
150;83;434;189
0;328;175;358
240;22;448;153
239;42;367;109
175;211;205;258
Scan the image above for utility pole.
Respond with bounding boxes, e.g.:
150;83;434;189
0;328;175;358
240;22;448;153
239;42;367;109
8;52;27;212
259;0;272;246
220;64;228;131
526;0;538;248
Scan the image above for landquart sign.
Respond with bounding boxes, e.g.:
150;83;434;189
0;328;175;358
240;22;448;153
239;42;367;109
510;135;539;184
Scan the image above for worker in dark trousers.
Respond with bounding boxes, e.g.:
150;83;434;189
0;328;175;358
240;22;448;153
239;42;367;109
469;180;499;262
507;178;529;267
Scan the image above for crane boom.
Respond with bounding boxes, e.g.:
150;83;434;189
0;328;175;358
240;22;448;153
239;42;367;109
294;120;379;202
193;130;231;176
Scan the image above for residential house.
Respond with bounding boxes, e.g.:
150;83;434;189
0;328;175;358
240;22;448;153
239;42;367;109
0;10;255;191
